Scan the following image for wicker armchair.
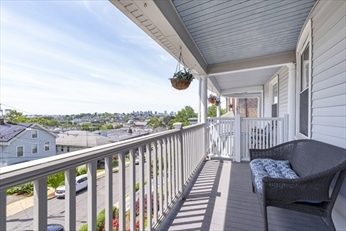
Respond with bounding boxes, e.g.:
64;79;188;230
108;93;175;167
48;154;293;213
249;139;346;231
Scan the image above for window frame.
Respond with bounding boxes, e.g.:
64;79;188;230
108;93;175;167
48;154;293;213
31;129;38;139
296;19;312;139
45;142;50;151
269;76;279;117
17;146;24;157
32;143;38;154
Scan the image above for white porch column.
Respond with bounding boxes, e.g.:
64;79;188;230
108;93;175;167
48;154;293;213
198;77;202;123
287;63;296;141
216;94;221;117
201;75;208;123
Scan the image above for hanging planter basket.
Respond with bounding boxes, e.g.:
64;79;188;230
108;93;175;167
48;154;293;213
170;78;191;90
208;98;216;104
208;94;217;104
170;47;194;90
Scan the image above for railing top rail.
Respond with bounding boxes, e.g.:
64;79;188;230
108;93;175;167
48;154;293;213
242;117;284;121
0;128;182;191
182;123;205;132
208;117;235;120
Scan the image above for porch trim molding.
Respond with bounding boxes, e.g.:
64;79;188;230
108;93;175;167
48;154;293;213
208;52;296;76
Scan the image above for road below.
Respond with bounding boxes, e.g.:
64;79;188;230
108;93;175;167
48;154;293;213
7;163;149;231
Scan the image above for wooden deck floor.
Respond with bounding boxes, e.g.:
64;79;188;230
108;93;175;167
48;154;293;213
159;159;329;231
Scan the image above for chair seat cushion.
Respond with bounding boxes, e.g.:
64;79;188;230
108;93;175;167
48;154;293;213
250;159;299;194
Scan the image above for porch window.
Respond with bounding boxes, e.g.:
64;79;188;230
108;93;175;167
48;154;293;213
45;142;50;151
32;144;38;154
17;146;24;157
299;44;310;136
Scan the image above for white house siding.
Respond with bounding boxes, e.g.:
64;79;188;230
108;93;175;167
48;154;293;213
310;0;346;149
308;1;346;230
278;67;289;117
263;66;289;117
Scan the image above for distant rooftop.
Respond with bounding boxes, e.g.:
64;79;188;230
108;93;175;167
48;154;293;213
0;121;32;142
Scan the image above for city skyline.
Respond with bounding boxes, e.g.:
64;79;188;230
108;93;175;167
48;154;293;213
1;1;200;115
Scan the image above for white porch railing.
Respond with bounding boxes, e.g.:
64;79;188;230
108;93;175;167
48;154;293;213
207;117;235;159
240;116;288;161
207;115;288;162
0;123;205;231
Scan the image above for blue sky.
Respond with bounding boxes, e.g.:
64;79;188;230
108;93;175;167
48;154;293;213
0;1;199;115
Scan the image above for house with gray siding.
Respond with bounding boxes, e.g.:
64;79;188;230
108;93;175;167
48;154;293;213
0;119;57;167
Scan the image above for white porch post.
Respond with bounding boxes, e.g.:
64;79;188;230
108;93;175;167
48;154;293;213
287;63;296;141
234;114;241;162
198;77;202;123
201;75;208;123
216;94;221;117
201;75;208;157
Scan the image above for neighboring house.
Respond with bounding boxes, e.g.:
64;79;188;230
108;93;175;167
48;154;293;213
56;130;112;154
0;119;57;167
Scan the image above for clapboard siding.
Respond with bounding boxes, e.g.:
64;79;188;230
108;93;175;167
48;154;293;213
312;124;346;139
312;82;346;100
278;67;288;116
313;37;345;67
311;0;346;148
313;72;345;92
312;116;346;128
312;133;346;150
312;94;346;108
312;1;345;42
313;49;345;75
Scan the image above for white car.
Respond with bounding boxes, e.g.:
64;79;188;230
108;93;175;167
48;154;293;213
55;174;88;198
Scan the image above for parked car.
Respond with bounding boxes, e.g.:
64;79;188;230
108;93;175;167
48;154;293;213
23;224;64;231
55;174;88;198
47;224;64;231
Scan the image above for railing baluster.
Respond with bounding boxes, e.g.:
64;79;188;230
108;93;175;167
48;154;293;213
0;191;6;231
105;156;113;231
129;149;136;231
146;144;152;230
118;153;126;231
138;146;145;231
153;142;158;223
158;140;164;217
87;161;97;231
167;136;172;205
33;177;47;231
163;138;168;211
65;168;76;231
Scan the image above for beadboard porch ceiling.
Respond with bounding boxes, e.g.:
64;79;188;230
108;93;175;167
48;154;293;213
110;0;317;96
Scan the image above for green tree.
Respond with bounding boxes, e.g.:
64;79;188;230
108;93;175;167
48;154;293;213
208;105;227;117
100;124;114;130
168;106;197;129
148;116;163;129
4;110;28;123
47;172;65;190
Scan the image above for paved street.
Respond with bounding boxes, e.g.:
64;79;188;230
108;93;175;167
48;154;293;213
7;163;148;231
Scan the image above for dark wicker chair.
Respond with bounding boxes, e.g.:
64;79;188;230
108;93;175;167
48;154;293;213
249;139;346;231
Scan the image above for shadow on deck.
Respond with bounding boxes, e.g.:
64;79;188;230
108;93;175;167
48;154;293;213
159;159;329;231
